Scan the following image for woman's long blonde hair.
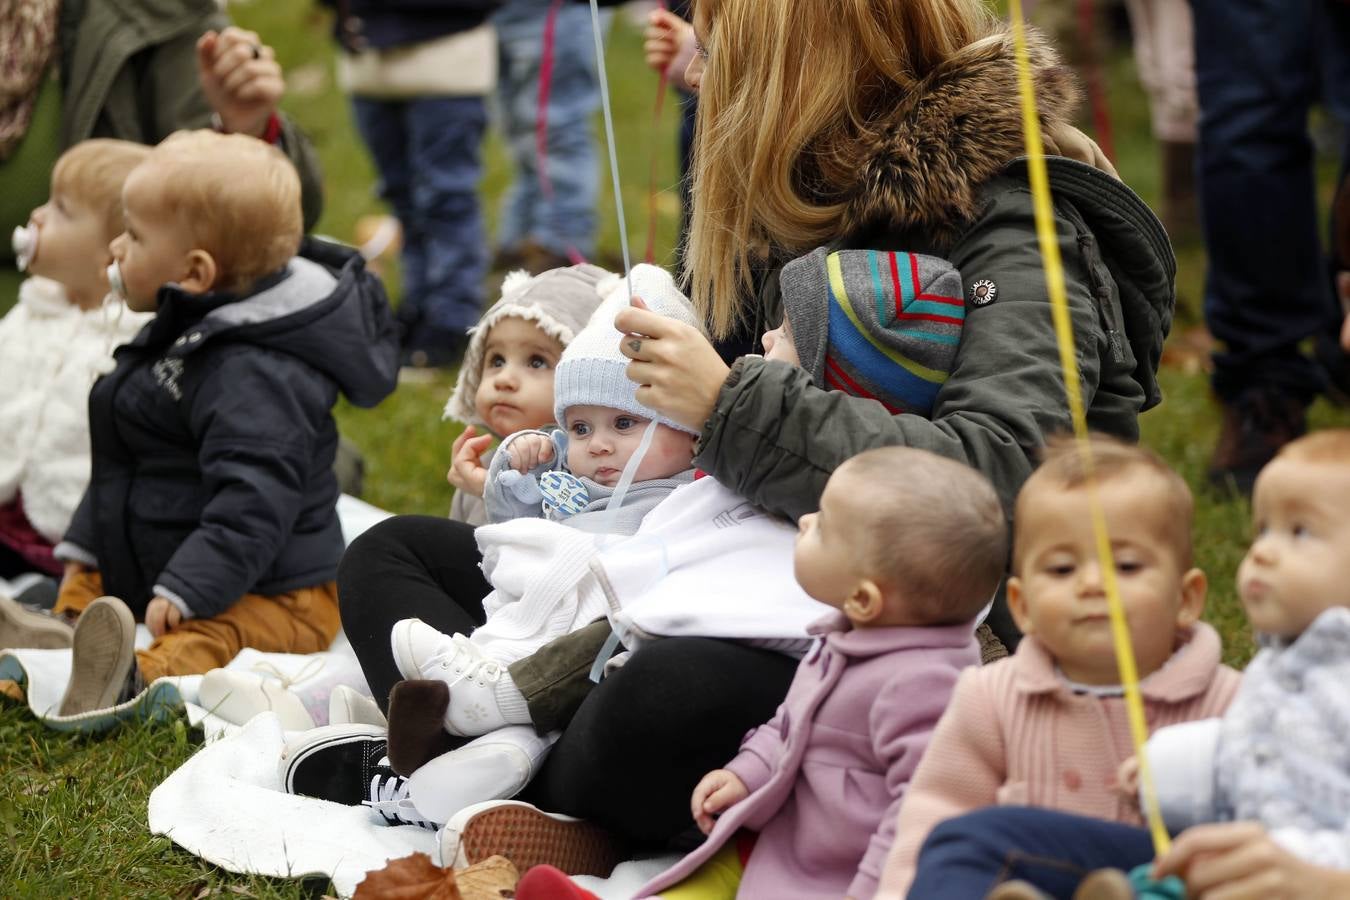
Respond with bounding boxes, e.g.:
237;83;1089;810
685;0;998;337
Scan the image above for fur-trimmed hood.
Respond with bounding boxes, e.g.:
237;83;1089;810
841;30;1111;243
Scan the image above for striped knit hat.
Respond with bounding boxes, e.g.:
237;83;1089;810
779;248;965;416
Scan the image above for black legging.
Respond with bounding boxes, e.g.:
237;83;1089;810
338;515;490;712
337;514;798;845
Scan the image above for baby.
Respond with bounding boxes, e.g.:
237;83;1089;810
518;445;1007;900
43;129;398;717
0;139;152;627
384;265;700;769
878;436;1242;899
1048;429;1350;898
442;264;613;526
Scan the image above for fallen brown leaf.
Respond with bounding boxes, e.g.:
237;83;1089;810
353;852;462;900
455;855;519;900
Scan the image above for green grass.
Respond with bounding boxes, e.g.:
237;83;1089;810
2;4;1350;896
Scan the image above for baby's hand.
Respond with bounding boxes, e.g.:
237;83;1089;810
690;769;749;835
146;596;182;638
447;425;494;498
1116;755;1141;808
506;433;555;474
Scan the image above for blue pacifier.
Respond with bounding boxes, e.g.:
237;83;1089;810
12;224;38;272
539;470;590;517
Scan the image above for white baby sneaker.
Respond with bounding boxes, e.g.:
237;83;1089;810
406;725;557;825
390;620;511;736
198;669;317;731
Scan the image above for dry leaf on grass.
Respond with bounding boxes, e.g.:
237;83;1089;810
455;855;519;899
353;853;462;900
353;852;519;900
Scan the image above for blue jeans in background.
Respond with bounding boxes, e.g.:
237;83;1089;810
492;0;608;260
352;95;488;355
907;806;1155;899
1192;0;1350;403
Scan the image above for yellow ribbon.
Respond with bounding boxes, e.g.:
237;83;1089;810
1007;0;1170;856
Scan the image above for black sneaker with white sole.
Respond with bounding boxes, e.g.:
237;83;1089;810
280;723;389;803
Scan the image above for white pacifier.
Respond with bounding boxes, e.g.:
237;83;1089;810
106;260;127;301
12;224;38;272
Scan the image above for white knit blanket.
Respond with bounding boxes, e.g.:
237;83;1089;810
470;517;616;665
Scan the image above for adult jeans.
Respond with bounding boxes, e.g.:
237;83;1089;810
352;96;488;345
907;806;1155;900
493;0;606;259
1192;0;1350;403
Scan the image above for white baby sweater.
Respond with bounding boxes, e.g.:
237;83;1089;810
0;277;152;541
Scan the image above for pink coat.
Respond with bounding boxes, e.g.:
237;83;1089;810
639;612;979;900
874;623;1240;897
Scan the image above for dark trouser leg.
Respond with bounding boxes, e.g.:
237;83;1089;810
908;807;1155;900
507;618;614;733
404;96;489;340
337;516;489;713
523;637;797;846
1192;0;1335;404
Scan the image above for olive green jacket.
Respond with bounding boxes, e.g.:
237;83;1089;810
2;0;322;246
694;34;1175;522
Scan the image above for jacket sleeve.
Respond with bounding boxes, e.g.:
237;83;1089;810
57;488;98;564
1144;718;1224;834
851;663;964;900
483;429;566;523
154;353;331;618
873;668;1008;899
696;189;1108;521
723;703;790;796
145;12;325;231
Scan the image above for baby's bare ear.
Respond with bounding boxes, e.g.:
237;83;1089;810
180;249;218;294
1006;576;1034;635
844;580;885;626
1177;567;1207;627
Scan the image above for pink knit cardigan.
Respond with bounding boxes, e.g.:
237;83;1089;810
874;623;1240;897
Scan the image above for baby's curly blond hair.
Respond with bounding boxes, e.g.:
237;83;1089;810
140;130;302;294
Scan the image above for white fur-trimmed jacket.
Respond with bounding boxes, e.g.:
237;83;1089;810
1147;607;1350;867
0;277;150;541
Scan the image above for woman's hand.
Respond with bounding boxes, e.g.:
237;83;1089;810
616;298;729;435
197;28;285;138
690;768;749;835
1153;822;1350;899
447;426;493;498
506;433;555;473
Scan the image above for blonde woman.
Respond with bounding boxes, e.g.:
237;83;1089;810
339;0;1175;858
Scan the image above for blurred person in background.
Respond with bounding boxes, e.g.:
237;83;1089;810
0;0;324;261
1191;0;1350;492
491;0;609;275
325;0;500;369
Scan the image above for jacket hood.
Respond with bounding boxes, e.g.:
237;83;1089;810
155;242;399;408
840;30;1086;243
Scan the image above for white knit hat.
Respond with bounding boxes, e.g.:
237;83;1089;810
553;264;704;435
444;264;617;428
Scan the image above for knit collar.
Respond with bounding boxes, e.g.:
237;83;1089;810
1011;622;1223;704
1257;605;1350;666
808;610;979;659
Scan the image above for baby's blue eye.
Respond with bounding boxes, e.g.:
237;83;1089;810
1292;523;1310;539
571;422;591;437
615;416;637;431
529;355;550;369
487;354;505;368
